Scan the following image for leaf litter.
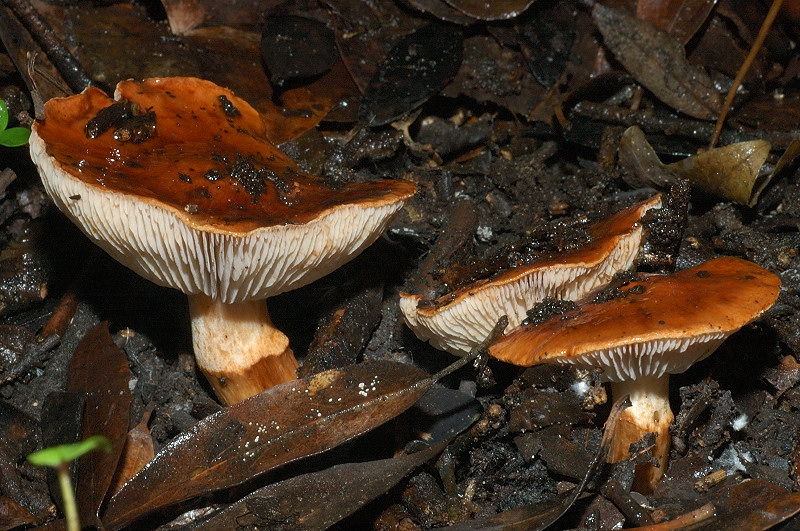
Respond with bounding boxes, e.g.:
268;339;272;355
3;0;800;528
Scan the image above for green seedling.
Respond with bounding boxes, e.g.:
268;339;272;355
27;435;111;531
0;99;31;147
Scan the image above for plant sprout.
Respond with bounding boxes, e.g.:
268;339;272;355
27;435;111;531
0;99;31;147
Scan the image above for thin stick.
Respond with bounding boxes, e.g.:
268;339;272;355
431;316;508;382
709;0;785;148
3;0;93;93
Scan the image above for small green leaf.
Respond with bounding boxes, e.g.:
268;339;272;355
0;100;8;132
0;127;31;147
27;435;112;468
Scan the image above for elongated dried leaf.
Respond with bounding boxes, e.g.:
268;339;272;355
198;441;447;530
636;0;718;44
66;323;131;528
593;4;721;120
103;360;434;529
667;139;770;205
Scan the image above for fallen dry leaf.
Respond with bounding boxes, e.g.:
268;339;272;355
103;360;437;529
593;4;721;120
66;323;130;528
667;139;771;205
197;441;448;530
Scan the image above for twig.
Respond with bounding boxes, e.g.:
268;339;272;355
3;0;92;93
709;0;785;148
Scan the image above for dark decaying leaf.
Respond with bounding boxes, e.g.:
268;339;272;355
261;15;338;87
196;441;448;530
518;7;576;88
0;495;38;531
635;0;718;44
40;391;84;518
593;4;721;120
66;323;131;528
360;23;463;126
412;387;482;442
444;0;535;21
298;281;383;377
103;360;437;529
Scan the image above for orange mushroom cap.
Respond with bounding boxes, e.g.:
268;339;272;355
490;256;779;492
29;77;415;404
489;256;780;378
400;195;662;355
30;77;416;304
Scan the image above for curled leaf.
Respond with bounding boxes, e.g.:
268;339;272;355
619;126;789;206
667;139;770;206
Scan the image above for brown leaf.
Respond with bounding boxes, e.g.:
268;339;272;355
66;323;131;528
107;409;155;498
635;0;718;44
688;480;800;530
103;360;435;529
0;496;38;531
593;4;721;120
197;441;448;530
618;126;679;190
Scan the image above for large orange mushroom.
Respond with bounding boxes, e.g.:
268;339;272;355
29;77;416;405
400;195;662;356
489;257;780;491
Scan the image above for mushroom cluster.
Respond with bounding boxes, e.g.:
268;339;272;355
29;77;416;405
490;256;780;491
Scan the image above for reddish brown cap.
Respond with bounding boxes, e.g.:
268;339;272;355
489;256;781;380
400;196;662;355
29;78;416;304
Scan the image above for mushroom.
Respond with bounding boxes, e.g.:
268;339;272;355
489;256;780;492
29;77;416;405
400;195;662;356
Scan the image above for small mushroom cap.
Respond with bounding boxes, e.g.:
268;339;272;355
400;196;662;355
30;77;416;303
489;256;781;382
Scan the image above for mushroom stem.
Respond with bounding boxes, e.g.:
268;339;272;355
608;375;674;493
188;293;299;405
